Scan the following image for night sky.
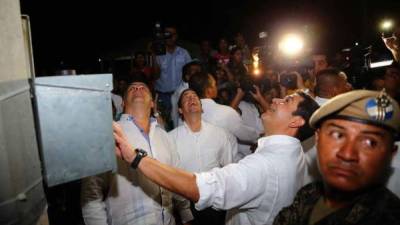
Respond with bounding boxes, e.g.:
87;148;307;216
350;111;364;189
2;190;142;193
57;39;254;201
20;0;400;74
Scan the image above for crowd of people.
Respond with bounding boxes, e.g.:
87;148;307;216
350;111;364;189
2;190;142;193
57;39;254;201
81;24;400;225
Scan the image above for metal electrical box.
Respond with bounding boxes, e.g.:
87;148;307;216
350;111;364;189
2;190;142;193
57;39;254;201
33;74;117;187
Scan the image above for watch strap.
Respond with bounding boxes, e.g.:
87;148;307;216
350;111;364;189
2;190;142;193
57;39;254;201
130;148;147;169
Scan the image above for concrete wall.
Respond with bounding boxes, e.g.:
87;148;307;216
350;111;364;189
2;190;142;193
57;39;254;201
0;0;46;224
0;0;28;81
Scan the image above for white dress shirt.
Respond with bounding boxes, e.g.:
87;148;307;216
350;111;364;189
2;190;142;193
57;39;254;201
169;120;236;172
237;101;264;160
170;82;188;128
195;135;305;225
200;98;259;143
81;114;193;225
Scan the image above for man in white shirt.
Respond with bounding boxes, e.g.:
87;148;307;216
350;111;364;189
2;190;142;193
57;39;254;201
170;61;202;128
81;82;193;225
188;72;259;161
229;84;270;160
169;88;237;225
313;68;352;106
304;68;352;184
113;90;320;225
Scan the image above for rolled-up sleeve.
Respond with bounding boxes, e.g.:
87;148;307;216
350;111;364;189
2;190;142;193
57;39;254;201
194;155;270;211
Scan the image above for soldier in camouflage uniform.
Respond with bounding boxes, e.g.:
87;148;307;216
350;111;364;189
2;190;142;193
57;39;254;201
273;90;400;225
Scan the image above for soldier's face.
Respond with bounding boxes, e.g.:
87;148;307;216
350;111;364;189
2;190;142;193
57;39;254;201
317;119;396;192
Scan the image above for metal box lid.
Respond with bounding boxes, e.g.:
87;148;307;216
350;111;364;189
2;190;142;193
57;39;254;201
33;74;116;187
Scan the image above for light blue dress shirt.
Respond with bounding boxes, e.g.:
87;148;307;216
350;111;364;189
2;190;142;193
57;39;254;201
155;46;191;92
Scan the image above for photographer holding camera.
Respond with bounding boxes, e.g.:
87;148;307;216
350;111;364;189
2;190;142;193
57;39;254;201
152;25;192;122
230;77;270;159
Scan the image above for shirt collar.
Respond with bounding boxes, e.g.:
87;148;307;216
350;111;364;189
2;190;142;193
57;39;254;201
183;120;204;133
257;135;300;149
200;98;216;105
120;114;158;126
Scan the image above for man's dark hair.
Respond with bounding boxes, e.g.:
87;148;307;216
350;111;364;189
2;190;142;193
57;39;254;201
123;79;153;100
177;88;201;120
315;68;342;96
188;72;211;98
292;91;320;141
182;61;202;82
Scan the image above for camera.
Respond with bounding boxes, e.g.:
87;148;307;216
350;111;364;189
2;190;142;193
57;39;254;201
279;72;298;89
152;22;172;55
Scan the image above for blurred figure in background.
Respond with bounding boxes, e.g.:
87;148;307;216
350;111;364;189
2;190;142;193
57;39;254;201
154;25;192;127
234;33;252;65
199;39;217;73
213;38;230;66
382;64;400;102
226;47;248;82
131;51;155;88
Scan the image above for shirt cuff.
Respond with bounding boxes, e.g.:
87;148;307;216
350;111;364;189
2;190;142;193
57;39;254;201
194;172;218;210
179;209;194;224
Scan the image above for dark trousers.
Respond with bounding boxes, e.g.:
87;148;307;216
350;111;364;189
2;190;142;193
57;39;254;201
156;91;174;130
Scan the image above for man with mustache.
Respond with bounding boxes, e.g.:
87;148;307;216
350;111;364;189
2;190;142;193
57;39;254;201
273;89;400;225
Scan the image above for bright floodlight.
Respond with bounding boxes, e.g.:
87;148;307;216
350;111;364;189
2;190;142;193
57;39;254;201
279;33;304;56
381;20;393;30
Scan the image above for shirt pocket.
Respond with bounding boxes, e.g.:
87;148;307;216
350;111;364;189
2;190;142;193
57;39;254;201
200;147;220;170
175;55;187;67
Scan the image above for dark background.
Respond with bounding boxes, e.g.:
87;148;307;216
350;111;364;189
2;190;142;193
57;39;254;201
20;0;400;74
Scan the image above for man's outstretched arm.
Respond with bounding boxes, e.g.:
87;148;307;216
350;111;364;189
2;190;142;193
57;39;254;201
113;122;200;202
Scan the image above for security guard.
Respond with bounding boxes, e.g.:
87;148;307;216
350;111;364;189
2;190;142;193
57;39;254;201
273;89;400;225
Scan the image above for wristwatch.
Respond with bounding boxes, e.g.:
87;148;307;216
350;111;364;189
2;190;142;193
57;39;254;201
130;148;148;169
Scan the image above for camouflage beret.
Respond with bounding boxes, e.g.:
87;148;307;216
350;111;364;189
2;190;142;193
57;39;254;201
310;89;400;132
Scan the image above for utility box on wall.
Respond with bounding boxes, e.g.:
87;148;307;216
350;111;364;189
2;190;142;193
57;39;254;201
33;74;117;187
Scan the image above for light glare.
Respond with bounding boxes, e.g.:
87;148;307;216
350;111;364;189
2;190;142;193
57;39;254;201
381;20;393;30
279;34;304;56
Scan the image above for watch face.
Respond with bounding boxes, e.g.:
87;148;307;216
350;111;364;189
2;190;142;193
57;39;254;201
136;148;148;156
